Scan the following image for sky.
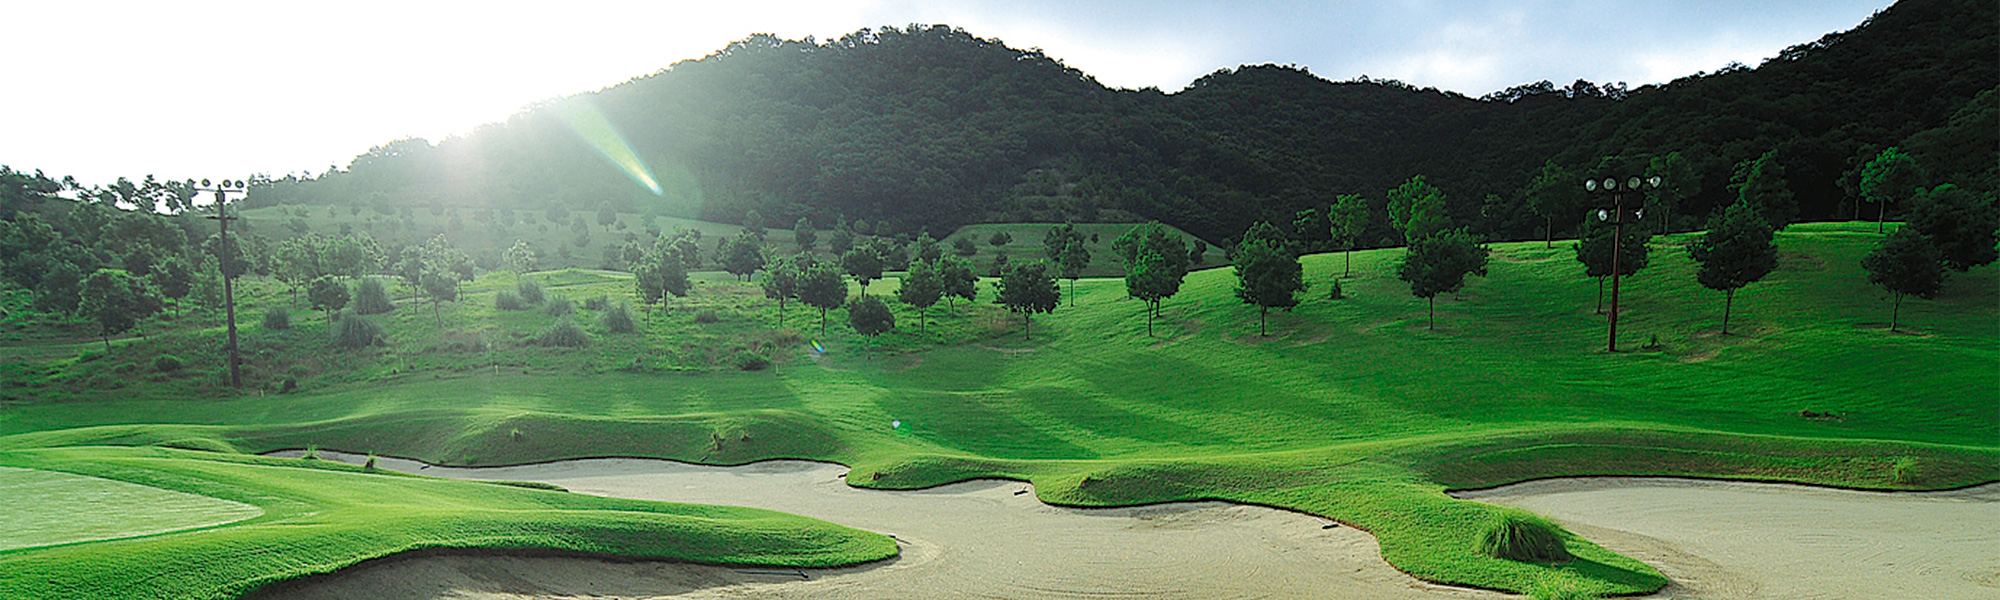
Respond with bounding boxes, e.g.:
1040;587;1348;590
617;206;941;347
4;0;1894;188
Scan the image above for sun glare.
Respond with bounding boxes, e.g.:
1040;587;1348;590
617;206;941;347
551;98;664;195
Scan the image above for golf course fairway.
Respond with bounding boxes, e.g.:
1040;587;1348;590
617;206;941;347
2;223;1994;598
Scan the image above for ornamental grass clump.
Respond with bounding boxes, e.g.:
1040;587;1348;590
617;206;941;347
330;312;385;350
515;279;545;305
532;317;590;348
600;302;636;333
545;295;576;317
1478;509;1570;563
494;290;528;311
262;307;291;330
353;278;395;314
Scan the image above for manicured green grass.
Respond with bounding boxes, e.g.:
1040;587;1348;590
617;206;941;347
0;465;262;551
0;446;896;600
2;221;1993;597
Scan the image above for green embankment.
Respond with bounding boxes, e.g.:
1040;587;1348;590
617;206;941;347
2;222;1994;597
0;447;896;600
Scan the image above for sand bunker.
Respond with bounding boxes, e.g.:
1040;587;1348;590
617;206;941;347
264;451;1501;599
264;452;1997;600
1457;477;2000;600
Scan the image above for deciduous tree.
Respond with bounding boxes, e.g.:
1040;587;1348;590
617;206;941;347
897;258;944;333
1906;183;1998;272
994;260;1058;340
1396;229;1489;330
797;260;847;335
1329;193;1369;277
1688;199;1777;335
1858;147;1925;234
1233;238;1303;336
1860;226;1943;332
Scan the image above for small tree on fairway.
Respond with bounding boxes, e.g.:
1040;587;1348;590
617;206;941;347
841;244;884;296
898;258;944;333
1329;193;1369;277
995;260;1059;340
596;203;617;230
848;295;895;346
1688;199;1778;335
635;230;696;308
939;255;977;308
1113;222;1189;335
307;275;349;323
1861;226;1943;332
742;209;766;239
1233;238;1304;336
1525;160;1583;248
912;231;943;264
793;217;817;252
1572;218;1651;314
149;254;194;316
950;236;977;257
1044;223;1090;306
79;269;163;350
761;254;802;327
719;231;766;281
1858;147;1926;234
1397;229;1490;330
1906;183;1999;272
415;235;472;328
504;240;538;282
988;231;1012;247
797;260;846;335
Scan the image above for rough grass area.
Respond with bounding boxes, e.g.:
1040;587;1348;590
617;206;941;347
0;447;896;600
2;221;1994;597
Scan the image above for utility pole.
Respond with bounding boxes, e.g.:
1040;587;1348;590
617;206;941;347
200;179;247;387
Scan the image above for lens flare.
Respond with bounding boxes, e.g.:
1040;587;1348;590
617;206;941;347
552;98;663;195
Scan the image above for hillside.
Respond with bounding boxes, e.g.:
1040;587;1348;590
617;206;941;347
244;0;1995;246
4;223;1993;596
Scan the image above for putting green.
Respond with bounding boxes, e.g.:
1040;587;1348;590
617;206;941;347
0;466;263;552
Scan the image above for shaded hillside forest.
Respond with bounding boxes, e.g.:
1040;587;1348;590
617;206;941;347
233;0;1993;249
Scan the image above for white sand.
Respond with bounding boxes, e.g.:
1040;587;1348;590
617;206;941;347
265;451;1502;599
266;452;1999;600
1457;477;2000;600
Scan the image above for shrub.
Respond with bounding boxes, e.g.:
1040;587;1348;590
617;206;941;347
363;453;379;472
353;278;395;314
583;294;610;311
693;309;720;323
262;307;291;330
330;312;385;350
495;290;528;311
1478;509;1570;563
532;317;590;348
1892;456;1918;485
600;302;636;333
545;295;576;317
516;279;545;304
152;354;184;373
735;351;771;371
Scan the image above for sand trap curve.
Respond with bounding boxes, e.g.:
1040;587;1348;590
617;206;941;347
263;452;1998;600
1457;477;2000;600
264;451;1501;600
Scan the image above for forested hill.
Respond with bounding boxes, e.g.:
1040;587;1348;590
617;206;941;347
249;0;1994;246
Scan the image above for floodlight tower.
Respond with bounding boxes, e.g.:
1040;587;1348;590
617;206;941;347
198;179;247;387
1583;175;1660;352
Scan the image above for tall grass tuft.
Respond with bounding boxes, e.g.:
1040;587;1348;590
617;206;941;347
545;295;576;317
1892;456;1918;485
532;317;590;348
600;302;636;334
583;294;610;311
262;307;291;330
495;290;528;311
515;279;545;304
1478;508;1570;563
353;278;396;314
330;312;385;349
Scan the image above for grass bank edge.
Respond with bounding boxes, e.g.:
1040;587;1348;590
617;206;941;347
0;446;898;600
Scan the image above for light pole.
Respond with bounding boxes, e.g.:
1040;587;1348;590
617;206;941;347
198;179;247;387
1583;175;1659;352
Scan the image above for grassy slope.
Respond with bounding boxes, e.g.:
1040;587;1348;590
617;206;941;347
2;222;1994;596
0;447;896;600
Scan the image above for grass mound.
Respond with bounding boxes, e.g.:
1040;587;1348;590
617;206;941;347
532;317;590;348
1479;508;1570;563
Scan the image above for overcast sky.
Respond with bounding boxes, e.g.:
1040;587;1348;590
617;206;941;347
4;0;1893;187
